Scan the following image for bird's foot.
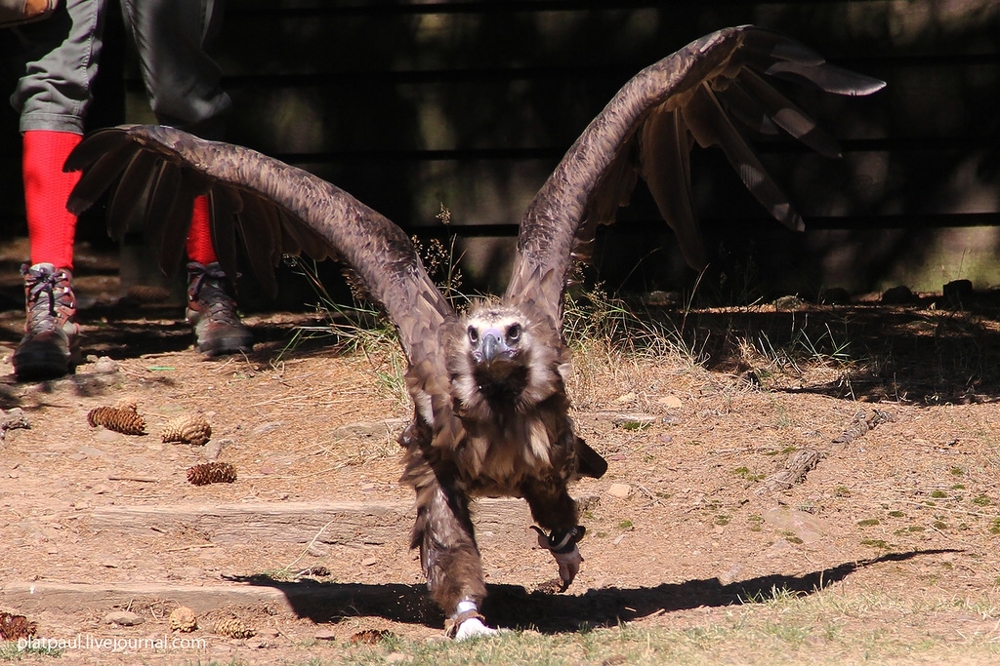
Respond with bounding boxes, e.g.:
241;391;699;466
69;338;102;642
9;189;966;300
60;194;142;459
454;617;499;640
531;525;586;590
446;601;499;640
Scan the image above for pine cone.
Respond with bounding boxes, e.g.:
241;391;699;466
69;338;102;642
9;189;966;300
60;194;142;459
0;611;37;641
162;415;212;446
187;462;237;486
87;406;146;435
213;618;255;639
351;628;393;644
168;606;198;633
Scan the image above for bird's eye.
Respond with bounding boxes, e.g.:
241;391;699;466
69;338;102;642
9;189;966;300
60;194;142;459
468;326;479;343
506;324;521;342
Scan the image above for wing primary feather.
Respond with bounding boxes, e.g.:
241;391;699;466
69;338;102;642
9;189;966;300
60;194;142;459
142;161;188;261
63;126;137;172
234;195;280;298
713;81;780;136
682;83;804;232
65;141;140;216
761;60;887;96
277;208;334;261
208;188;240;281
741;29;825;66
640;108;707;269
106;149;161;240
157;171;198;277
734;70;844;158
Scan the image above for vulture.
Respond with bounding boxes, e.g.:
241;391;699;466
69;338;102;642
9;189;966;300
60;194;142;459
63;26;884;638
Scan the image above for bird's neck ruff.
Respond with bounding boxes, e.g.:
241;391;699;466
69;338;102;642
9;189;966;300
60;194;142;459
471;362;530;409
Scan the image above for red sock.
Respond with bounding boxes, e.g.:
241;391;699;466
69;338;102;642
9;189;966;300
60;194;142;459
185;195;218;265
23;130;82;271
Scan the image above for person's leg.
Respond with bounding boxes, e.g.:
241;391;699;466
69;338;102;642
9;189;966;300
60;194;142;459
119;0;230;139
121;0;251;356
10;0;106;379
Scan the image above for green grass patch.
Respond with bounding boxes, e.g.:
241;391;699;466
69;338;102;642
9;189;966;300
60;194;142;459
734;467;765;482
860;538;892;550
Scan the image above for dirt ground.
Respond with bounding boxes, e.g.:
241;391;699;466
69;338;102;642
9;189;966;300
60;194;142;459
1;239;1000;664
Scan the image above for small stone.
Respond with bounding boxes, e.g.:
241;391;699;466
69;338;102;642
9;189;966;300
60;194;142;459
881;285;916;304
611;414;655;429
615;392;637;404
819;287;851;305
314;629;337;641
105;611;144;626
361;557;378;567
203;438;231;461
252;422;282;436
943;279;973;307
657;395;682;409
774;295;803;310
762;507;827;544
718;563;744;585
93;356;119;374
607;483;632;499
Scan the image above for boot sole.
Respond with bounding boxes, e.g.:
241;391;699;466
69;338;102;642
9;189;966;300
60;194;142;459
13;356;74;380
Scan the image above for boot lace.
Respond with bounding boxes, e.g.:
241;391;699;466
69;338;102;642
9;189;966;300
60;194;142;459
22;265;75;333
187;262;241;326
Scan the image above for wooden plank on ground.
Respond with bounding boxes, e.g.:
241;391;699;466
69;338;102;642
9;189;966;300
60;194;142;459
86;499;535;546
0;580;423;616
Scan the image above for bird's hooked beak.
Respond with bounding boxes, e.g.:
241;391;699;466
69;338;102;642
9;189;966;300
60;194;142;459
473;327;516;368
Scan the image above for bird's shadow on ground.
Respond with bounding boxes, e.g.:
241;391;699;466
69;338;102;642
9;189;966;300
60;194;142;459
228;549;954;634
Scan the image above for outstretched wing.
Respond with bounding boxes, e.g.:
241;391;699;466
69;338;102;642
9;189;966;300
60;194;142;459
64;126;458;394
505;25;885;326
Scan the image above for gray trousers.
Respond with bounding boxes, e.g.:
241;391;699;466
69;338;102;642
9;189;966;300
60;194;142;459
11;0;230;138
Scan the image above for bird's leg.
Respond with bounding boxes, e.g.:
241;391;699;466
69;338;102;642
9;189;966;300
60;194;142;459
410;476;496;639
521;478;586;590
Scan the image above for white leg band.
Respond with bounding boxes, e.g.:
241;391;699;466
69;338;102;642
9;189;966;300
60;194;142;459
455;600;478;616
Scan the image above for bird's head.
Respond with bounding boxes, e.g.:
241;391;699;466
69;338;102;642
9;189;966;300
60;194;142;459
463;306;528;382
450;300;568;414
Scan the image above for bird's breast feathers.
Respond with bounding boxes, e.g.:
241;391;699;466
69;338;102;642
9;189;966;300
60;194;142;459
458;412;575;494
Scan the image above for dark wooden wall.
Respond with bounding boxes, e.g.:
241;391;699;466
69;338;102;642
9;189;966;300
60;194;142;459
2;0;999;298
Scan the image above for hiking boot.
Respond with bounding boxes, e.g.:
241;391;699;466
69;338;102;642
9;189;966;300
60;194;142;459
185;261;253;356
13;262;80;380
